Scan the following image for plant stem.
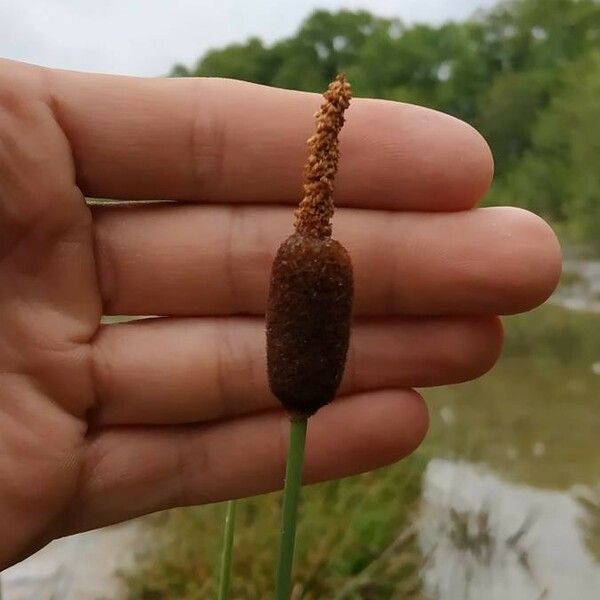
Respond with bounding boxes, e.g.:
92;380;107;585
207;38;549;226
216;499;237;600
276;418;308;600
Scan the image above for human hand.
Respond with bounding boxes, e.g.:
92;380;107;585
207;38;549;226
0;59;561;568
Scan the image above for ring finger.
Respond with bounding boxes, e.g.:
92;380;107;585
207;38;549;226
92;314;502;425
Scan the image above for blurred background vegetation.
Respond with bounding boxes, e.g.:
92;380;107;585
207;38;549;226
170;0;600;246
123;0;600;598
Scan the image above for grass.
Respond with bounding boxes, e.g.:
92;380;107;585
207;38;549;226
122;453;427;599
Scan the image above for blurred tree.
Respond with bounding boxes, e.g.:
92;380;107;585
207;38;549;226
169;0;600;243
193;37;274;84
482;0;600;71
295;9;381;74
476;70;551;175
512;50;600;240
169;63;191;77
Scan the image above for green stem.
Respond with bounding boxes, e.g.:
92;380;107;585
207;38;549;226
216;499;237;600
276;418;308;600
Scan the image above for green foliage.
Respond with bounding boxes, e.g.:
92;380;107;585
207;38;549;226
190;38;273;84
123;454;426;599
492;47;600;242
475;69;551;173
171;0;600;244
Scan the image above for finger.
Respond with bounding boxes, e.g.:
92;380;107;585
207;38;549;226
43;65;493;209
63;390;428;533
92;315;501;425
93;204;561;317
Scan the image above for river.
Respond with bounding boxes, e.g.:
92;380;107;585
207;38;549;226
419;258;600;598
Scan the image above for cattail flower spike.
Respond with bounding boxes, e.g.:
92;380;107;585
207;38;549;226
266;74;353;599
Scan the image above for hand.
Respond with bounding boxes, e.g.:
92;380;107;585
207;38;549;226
0;58;561;568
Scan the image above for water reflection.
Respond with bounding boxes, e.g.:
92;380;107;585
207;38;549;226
420;285;600;598
551;259;600;313
425;305;600;489
420;460;600;600
576;484;600;564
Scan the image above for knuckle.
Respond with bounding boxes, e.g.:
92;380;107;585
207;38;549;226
0;64;80;244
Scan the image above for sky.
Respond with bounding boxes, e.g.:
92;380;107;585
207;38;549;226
1;0;498;77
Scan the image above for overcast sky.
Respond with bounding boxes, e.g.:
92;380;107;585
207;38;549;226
1;0;498;77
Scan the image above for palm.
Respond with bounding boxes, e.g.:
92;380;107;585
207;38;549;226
0;59;561;569
0;77;100;563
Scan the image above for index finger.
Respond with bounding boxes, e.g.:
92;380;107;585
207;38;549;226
42;64;493;209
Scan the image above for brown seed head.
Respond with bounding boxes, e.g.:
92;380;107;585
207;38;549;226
266;75;354;419
294;73;352;239
266;234;353;418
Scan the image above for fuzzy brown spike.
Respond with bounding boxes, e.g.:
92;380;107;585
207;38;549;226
266;75;354;419
266;234;353;418
294;73;352;239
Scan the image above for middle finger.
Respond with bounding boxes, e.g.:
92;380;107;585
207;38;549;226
93;204;560;317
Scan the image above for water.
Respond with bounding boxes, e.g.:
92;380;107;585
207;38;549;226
551;258;600;314
425;302;600;489
1;522;143;599
419;261;600;598
420;460;600;600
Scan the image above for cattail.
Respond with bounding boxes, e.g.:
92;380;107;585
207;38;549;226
266;73;353;419
267;74;353;600
216;76;352;600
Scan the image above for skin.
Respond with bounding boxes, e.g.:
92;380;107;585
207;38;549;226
0;58;561;569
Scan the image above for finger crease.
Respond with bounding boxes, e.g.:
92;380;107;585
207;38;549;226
88;332;110;415
176;426;211;506
214;321;236;419
91;215;118;313
189;85;226;199
224;206;241;313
